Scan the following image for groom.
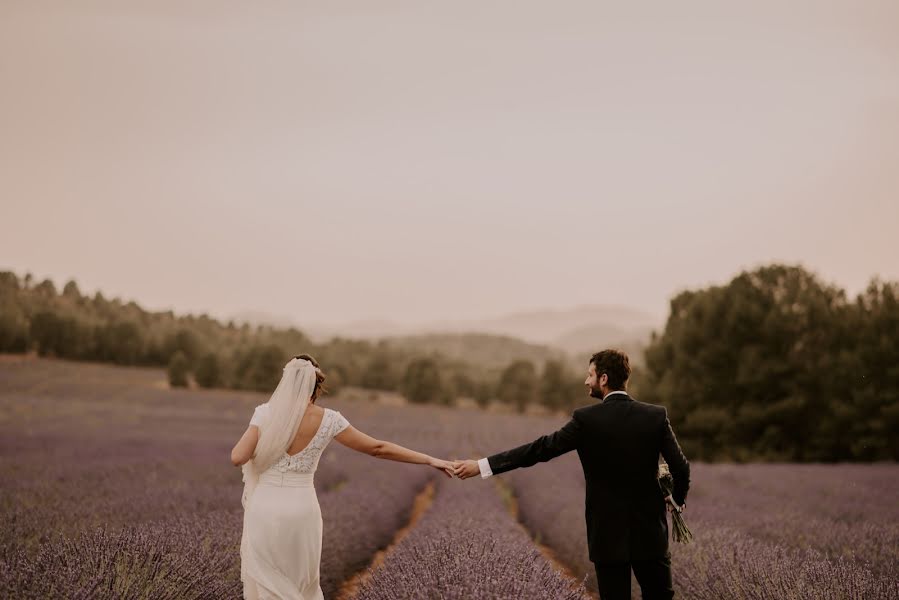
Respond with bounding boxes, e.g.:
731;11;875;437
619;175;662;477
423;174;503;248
453;349;690;600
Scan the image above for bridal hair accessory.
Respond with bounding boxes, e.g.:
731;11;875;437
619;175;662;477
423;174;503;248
283;357;323;378
283;357;317;374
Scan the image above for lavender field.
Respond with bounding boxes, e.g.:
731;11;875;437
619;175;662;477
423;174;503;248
1;357;897;599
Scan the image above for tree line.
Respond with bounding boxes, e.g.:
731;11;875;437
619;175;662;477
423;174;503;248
640;264;898;461
0;271;588;413
2;265;896;461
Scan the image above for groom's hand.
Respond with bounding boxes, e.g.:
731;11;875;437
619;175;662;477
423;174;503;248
665;495;684;513
452;459;481;480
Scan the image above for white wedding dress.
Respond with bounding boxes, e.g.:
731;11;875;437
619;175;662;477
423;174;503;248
242;404;350;600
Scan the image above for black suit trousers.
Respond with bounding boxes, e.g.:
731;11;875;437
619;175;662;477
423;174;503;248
594;554;674;600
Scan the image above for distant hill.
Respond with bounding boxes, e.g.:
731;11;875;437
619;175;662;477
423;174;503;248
306;304;661;362
446;304;659;345
229;310;301;329
551;323;656;364
380;333;568;372
304;319;410;341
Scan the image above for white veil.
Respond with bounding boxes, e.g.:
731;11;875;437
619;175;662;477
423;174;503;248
240;357;318;583
241;357;318;507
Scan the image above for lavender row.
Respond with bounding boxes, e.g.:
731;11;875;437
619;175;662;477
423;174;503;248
1;444;432;599
686;463;899;577
318;446;434;597
355;474;589;600
672;526;899;600
502;457;596;589
504;460;899;598
2;511;244;599
0;360;438;599
4;358;898;599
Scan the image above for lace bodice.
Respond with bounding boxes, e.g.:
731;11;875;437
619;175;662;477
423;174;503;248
250;405;350;474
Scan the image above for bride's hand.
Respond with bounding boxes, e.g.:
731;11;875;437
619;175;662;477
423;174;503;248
429;458;455;478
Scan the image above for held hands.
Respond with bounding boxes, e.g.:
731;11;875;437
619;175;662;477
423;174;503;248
451;459;481;480
429;458;456;478
425;458;481;480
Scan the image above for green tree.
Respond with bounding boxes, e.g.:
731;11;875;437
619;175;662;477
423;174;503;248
324;364;346;397
167;350;190;387
835;279;899;460
62;280;82;301
473;380;494;408
0;271;20;290
234;345;286;392
29;311;87;358
361;354;400;391
498;360;538;413
540;360;571;412
33;279;57;299
93;321;144;365
449;371;476;400
0;298;29;352
642;264;851;461
402;358;444;404
164;328;203;363
195;353;223;388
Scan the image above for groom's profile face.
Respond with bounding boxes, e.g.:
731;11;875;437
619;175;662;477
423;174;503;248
585;363;605;399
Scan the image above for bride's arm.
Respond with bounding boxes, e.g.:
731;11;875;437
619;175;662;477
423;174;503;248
231;425;259;467
335;426;454;477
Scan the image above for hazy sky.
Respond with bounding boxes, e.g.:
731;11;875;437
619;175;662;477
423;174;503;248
2;1;897;326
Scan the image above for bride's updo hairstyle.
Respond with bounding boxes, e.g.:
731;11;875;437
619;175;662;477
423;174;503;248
294;353;328;403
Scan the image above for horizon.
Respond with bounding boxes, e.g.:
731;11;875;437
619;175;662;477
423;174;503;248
1;262;888;335
1;265;661;326
2;1;897;326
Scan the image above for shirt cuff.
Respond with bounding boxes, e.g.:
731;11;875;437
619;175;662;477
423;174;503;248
478;457;493;479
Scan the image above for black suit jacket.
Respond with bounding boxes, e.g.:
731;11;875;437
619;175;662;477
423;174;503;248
487;393;690;562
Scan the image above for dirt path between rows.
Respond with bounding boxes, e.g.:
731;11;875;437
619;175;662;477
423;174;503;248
334;475;596;600
494;478;599;600
335;480;436;599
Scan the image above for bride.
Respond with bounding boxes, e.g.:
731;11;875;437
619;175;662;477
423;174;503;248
231;354;455;600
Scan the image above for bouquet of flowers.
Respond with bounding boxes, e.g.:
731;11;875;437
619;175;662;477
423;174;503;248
658;462;693;543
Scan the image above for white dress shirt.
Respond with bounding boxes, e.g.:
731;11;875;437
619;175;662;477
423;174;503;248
478;390;629;478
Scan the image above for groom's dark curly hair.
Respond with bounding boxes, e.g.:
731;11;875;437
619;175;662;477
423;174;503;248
589;349;631;390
